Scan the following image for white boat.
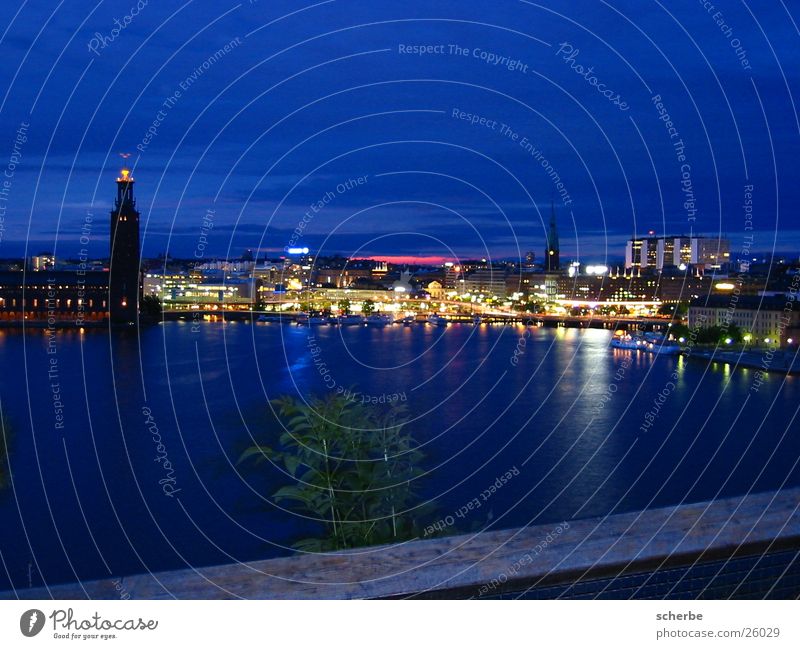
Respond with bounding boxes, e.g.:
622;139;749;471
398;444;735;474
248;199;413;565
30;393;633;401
427;314;448;326
257;313;283;322
336;314;364;326
366;313;393;326
401;316;415;326
610;331;643;350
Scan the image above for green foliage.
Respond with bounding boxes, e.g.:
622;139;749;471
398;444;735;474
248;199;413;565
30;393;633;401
361;299;376;315
140;294;162;317
0;416;12;492
337;299;351;315
694;324;743;344
515;301;544;313
675;324;744;344
658;302;689;318
240;394;429;552
670;323;690;340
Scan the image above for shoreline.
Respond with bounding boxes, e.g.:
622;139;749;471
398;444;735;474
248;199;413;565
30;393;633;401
684;347;800;375
3;318;797;375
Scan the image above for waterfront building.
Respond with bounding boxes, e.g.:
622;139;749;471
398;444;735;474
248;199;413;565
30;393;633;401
426;281;445;300
443;264;462;290
195;259;255;273
311;266;372;288
554;268;716;305
163;279;254;310
505;270;536;299
145;270;257;310
0;271;109;323
688;295;800;346
30;253;56;271
464;268;507;297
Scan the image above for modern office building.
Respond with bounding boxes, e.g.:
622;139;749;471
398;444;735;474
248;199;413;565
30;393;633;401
625;235;730;271
30;253;56;271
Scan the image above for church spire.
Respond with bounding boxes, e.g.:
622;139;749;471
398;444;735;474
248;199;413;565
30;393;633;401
546;200;560;271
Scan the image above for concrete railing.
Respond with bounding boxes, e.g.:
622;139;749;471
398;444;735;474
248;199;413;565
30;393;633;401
3;487;799;599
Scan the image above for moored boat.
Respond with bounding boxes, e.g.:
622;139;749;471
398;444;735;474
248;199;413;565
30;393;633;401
610;330;643;350
366;313;393;326
336;314;365;326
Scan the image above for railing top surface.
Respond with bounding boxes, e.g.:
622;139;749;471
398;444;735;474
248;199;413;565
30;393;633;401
3;487;799;600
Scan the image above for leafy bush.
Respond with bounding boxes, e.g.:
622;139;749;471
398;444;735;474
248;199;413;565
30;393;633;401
240;394;429;552
0;416;12;492
140;295;162;317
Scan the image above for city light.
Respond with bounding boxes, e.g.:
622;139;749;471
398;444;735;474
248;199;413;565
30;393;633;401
286;247;310;255
715;282;736;290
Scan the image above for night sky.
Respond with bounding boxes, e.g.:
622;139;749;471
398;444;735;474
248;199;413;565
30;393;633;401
0;0;797;264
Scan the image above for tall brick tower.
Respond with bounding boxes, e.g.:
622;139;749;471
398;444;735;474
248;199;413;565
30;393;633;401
109;168;140;324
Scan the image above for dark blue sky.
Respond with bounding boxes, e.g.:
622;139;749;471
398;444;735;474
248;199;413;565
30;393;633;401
0;0;797;264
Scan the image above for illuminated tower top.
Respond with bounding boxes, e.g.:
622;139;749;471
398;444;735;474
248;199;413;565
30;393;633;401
115;167;136;211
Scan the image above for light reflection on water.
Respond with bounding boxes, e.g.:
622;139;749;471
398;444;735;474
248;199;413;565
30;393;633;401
0;322;796;589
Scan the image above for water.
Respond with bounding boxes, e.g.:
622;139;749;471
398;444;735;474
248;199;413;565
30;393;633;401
0;321;798;590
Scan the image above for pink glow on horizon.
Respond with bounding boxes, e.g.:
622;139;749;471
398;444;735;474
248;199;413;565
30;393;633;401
350;255;458;265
